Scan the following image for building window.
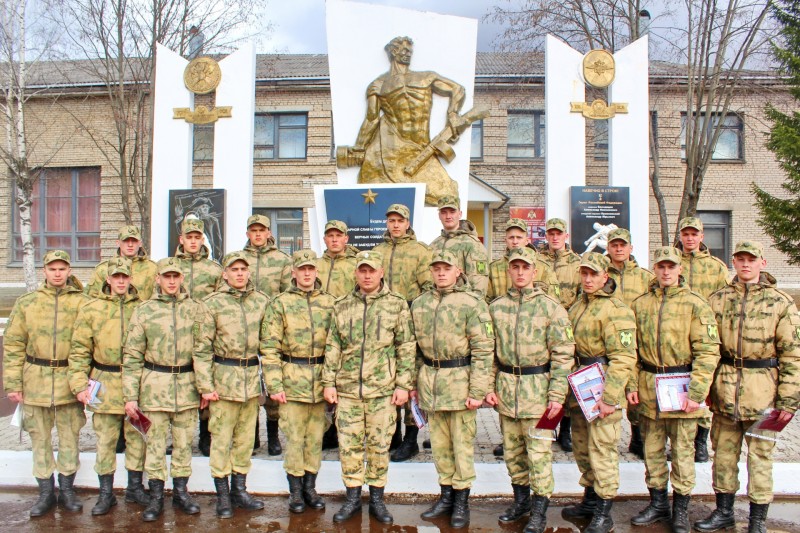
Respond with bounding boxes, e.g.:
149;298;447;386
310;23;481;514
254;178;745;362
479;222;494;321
254;113;308;160
193;124;215;161
470;119;483;160
507;111;545;159
594;119;608;160
11;167;101;264
251;208;304;254
680;112;743;161
697;211;731;267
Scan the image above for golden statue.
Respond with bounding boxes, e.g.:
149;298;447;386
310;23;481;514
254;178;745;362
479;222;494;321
337;36;487;206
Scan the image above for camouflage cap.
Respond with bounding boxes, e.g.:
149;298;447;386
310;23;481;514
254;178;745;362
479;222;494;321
221;251;250;269
429;249;459;267
505;218;528;233
546;218;567;232
608;227;632;244
386;203;410;220
107;257;132;277
679;216;704;232
247;214;271;229
157;257;183;275
43;249;71;266
507;247;537;265
580;252;610;273
325;220;348;234
437;195;460;210
733;240;764;258
118;225;142;241
181;218;205;235
292;249;318;269
652;246;682;265
355;251;383;270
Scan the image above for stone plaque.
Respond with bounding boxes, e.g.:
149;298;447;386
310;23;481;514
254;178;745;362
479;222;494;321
570;186;629;255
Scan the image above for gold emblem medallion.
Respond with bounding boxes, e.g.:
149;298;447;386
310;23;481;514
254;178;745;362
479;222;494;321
583;49;615;89
184;57;222;95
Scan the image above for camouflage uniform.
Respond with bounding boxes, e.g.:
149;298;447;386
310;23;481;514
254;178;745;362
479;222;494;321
372;228;432;304
240;237;292;297
538;245;582;309
487;247;561;302
174;243;222;300
412;272;494;490
317;245;359;298
85;249;157;301
429;220;489;297
676;242;729;300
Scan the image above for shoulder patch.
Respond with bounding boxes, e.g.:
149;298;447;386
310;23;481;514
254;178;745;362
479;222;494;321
565;325;574;341
483;320;494;338
619;329;634;347
476;261;487;275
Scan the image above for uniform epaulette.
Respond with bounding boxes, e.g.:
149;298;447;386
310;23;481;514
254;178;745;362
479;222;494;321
610;296;630;309
773;288;795;304
686;289;710;305
538;291;562;308
489;257;505;268
710;255;729;270
334;293;350;303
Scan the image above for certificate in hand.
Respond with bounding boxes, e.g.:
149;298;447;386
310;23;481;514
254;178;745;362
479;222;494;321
535;404;565;430
567;363;606;422
745;408;793;442
126;408;152;440
655;372;692;412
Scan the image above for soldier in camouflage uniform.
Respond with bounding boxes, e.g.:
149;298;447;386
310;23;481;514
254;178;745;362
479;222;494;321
85;225;157;301
429;195;489;297
411;250;494;529
123;258;206;522
262;249;335;514
194;252;268;518
696;241;800;533
69;257;148;516
628;246;721;533
562;252;637;533
322;251;416;525
675;216;729;462
3;250;89;517
605;227;654;460
372;203;432;462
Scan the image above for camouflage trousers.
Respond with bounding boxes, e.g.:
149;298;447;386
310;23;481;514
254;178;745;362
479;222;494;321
91;412;145;475
209;398;259;478
429;409;477;490
336;395;396;488
279;400;327;477
144;408;197;481
711;414;775;504
262;397;279;421
23;403;86;479
570;406;622;499
396;401;415;427
500;414;554;497
641;416;698;495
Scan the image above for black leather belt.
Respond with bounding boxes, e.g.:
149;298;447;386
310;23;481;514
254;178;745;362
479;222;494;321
281;354;325;365
144;361;193;374
720;356;778;369
422;355;472;369
641;361;692;374
25;355;68;368
91;360;122;373
577;355;609;366
214;355;260;367
498;362;551;376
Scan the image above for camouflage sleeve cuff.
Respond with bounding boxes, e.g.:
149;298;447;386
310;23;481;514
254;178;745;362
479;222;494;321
601;392;620;407
547;391;566;404
775;401;797;415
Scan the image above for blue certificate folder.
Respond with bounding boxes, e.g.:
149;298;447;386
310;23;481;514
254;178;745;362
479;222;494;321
324;187;417;250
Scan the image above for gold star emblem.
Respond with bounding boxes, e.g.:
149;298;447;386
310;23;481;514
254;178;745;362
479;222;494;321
362;189;378;204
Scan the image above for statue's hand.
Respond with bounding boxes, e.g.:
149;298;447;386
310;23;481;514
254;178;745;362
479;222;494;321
447;113;468;135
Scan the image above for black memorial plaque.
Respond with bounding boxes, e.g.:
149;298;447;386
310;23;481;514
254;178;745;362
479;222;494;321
570;186;630;255
169;189;226;261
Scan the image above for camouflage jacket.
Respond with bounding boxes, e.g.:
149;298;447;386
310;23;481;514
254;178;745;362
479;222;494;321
69;283;141;415
568;278;637;409
322;283;416;399
174;244;222;300
490;286;575;419
317;245;359;298
85;248;157;301
630;278;721;419
487;247;561;302
261;281;336;403
676;242;729;300
411;279;495;411
607;256;654;307
429;220;489;297
3;277;88;407
240;238;292;297
194;280;269;402
538;245;582;308
372;229;432;303
708;273;800;419
122;287;205;412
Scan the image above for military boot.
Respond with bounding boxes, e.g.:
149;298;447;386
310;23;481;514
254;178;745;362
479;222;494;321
498;483;531;522
672;492;691;533
199;418;211;457
524;495;550;533
142;479;164;522
125;470;150;505
302;471;325;509
29;475;56;518
629;424;644;459
585;498;614;533
58;472;83;512
333;486;362;522
631;487;671;525
493;443;505;457
322;425;339;450
695;426;710;463
421;484;454;519
694;492;736;532
450;488;471;528
213;477;233;519
748;502;768;533
267;420;282;456
389;418;402;451
171;477;200;515
390;425;419;462
368;485;393;524
563;486;598;519
557;416;572;452
230;472;264;510
91;474;117;516
287;474;306;513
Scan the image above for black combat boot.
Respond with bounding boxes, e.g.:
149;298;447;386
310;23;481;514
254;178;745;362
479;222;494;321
29;475;56;518
368;485;393;524
498;483;531;522
390;425;419;462
230;472;264;510
333;486;362;522
563;486;598;518
91;474;117;516
302;471;325;509
450;488;471;528
557;416;573;452
629;424;644;459
423;438;431;449
125;470;149;505
672;492;691;533
267;420;282;456
213;477;233;519
695;426;710;463
287;474;306;513
142;479;164;522
389;418;402;451
322;425;339;450
524;495;550;533
748;502;768;533
199;418;211;457
585;497;614;533
171;477;200;514
631;487;671;525
58;472;83;512
421;484;454;519
694;492;736;532
493;443;505;457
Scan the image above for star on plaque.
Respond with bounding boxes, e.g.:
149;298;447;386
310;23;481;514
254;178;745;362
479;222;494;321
362;189;378;204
